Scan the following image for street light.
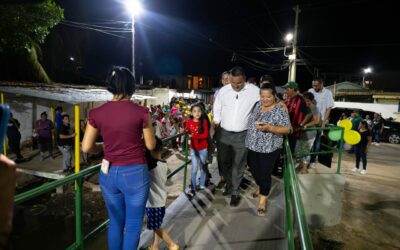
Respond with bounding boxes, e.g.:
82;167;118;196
285;33;294;43
69;56;75;61
364;67;372;74
362;67;372;87
124;0;143;78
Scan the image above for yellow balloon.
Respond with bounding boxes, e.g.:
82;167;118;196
344;130;361;145
339;119;352;131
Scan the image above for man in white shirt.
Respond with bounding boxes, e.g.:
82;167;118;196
213;66;259;207
308;77;335;166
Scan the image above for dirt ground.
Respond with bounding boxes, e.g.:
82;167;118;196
313;143;400;250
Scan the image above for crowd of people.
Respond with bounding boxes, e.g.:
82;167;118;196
2;64;385;250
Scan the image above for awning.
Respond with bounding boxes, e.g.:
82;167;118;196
0;82;156;104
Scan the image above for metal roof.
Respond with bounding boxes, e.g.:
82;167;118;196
0;83;156;104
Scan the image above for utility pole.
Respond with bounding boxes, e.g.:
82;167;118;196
288;5;301;82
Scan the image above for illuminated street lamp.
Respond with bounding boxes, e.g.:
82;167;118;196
124;0;143;78
362;67;372;87
364;67;372;74
285;33;294;43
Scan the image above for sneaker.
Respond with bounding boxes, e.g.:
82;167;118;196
352;168;359;173
375;143;380;146
199;186;206;190
361;170;367;175
309;162;316;169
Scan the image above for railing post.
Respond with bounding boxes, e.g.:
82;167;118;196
74;104;81;174
337;127;344;174
283;144;295;250
75;177;84;250
182;136;189;192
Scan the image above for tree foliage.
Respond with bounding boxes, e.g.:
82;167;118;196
0;0;64;55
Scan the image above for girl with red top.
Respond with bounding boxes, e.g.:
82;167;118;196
185;103;209;198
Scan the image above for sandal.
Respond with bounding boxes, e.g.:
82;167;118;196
256;208;267;217
169;244;179;250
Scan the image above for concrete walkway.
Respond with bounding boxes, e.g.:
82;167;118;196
86;160;288;250
138;160;287;250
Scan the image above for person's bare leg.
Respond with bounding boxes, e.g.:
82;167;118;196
155;229;178;249
151;231;161;250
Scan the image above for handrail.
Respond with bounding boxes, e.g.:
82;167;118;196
296;125;344;174
14;133;189;250
14;164;101;204
284;137;314;250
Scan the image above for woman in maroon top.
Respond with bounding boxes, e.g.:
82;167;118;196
82;66;155;250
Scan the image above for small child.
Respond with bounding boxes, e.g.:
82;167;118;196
184;103;209;198
145;137;179;250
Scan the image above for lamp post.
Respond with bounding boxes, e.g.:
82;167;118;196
362;67;372;87
125;0;143;78
284;5;301;82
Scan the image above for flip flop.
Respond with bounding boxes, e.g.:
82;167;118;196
256;208;266;217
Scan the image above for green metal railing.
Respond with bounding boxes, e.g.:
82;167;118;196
296;125;345;174
283;137;313;250
14;133;189;250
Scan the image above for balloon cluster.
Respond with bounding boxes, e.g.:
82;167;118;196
328;120;361;145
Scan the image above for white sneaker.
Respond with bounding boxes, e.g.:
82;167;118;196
352;168;359;173
361;170;367;175
310;162;316;169
375;143;380;146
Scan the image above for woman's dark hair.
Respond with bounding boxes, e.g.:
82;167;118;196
41;112;47;117
260;83;277;96
259;74;274;84
190;103;209;134
106;66;135;97
302;92;315;102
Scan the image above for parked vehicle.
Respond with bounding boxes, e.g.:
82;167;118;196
329;107;400;144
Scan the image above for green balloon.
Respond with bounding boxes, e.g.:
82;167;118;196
328;130;342;141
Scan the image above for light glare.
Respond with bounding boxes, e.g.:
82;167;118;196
364;67;372;74
285;33;293;42
125;0;143;16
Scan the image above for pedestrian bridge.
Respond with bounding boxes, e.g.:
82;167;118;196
15;129;346;250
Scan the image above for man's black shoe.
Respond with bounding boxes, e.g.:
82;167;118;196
215;181;225;190
230;195;241;207
222;189;231;196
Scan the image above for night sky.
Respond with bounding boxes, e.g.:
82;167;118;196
43;0;400;90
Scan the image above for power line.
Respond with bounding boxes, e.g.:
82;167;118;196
261;1;283;36
299;43;400;48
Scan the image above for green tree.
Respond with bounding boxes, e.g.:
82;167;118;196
0;0;63;83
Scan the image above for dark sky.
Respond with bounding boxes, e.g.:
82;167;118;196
49;0;400;89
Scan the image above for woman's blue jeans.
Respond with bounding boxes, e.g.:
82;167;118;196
190;149;208;190
99;164;150;250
